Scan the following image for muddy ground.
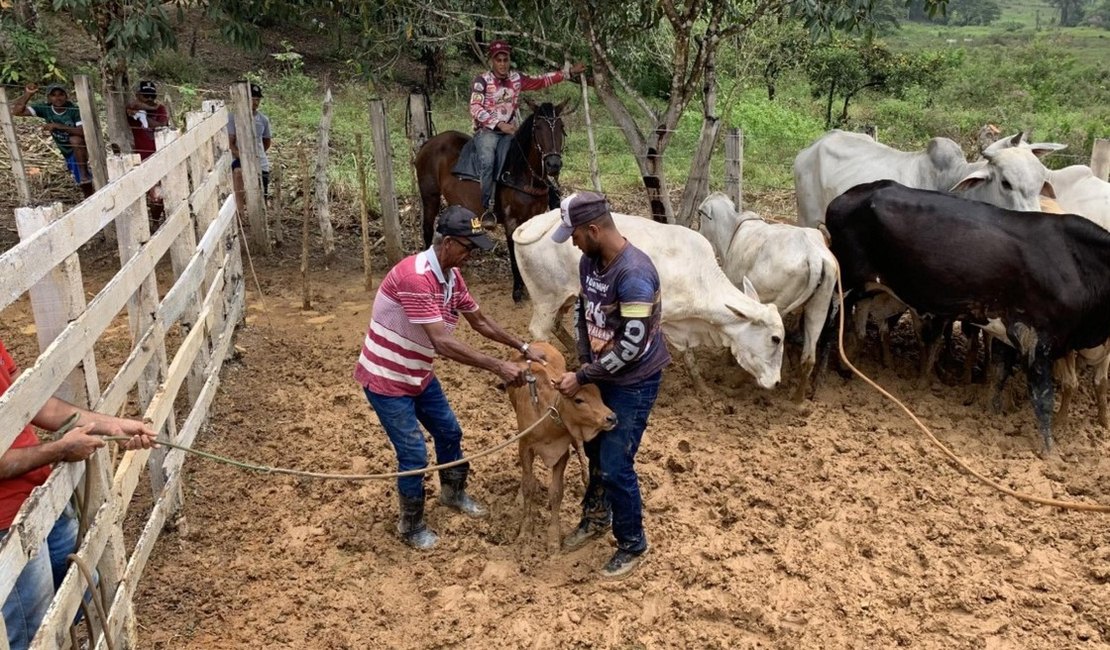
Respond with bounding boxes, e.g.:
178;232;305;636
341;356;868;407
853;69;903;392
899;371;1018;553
2;224;1108;648
100;235;1108;649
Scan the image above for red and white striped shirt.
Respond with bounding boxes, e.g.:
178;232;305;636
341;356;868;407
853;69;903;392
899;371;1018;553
354;250;479;396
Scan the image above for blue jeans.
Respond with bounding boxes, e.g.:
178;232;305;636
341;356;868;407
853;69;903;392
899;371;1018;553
364;378;464;499
473;128;504;210
580;371;663;554
2;506;79;650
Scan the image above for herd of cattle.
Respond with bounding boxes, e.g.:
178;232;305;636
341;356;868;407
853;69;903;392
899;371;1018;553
507;129;1110;455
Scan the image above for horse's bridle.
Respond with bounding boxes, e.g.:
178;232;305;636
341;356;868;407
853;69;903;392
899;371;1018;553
510;112;564;195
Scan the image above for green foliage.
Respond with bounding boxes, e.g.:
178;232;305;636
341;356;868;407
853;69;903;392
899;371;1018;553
1051;0;1086;26
806;37;960;126
51;0;178;65
946;0;1001;26
909;0;1000;26
144;49;207;84
0;17;64;83
1091;0;1110;27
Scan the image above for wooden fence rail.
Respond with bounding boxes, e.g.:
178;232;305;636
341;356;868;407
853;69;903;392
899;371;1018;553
0;104;244;650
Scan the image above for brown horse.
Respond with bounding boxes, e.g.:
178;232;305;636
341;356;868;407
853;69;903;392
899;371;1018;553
415;99;571;302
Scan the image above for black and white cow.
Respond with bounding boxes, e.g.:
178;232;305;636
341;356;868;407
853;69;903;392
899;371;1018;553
825;179;1110;453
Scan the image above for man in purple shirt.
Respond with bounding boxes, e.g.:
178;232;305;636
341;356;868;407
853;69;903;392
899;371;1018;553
553;192;670;579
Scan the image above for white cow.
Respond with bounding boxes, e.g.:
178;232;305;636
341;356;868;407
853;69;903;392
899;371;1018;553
1046;165;1110;231
697;192;837;402
513;209;785;391
793;130;1066;228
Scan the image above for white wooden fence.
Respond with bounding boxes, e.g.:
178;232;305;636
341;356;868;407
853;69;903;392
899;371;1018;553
0;101;244;649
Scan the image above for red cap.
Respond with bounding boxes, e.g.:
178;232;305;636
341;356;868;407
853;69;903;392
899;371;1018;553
488;40;511;57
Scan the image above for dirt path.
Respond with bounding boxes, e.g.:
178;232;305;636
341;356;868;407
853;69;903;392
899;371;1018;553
129;248;1109;649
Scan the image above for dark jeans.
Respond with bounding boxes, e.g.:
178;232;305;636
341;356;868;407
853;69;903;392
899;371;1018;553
363;378;464;499
473;128;504;210
231;158;271;198
580;371;663;554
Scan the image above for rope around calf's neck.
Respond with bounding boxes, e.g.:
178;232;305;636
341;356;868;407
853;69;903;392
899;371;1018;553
833;264;1110;513
100;407;557;481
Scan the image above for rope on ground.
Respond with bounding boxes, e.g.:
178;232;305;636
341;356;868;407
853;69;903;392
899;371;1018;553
833;264;1110;513
101;407;556;481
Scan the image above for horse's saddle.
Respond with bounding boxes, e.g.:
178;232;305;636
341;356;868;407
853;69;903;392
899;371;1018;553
451;134;513;183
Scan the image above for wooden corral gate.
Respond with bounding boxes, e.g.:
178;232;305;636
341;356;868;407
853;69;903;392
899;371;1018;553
0;102;244;649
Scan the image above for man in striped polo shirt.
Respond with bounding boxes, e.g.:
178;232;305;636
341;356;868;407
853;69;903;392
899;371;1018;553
355;205;545;549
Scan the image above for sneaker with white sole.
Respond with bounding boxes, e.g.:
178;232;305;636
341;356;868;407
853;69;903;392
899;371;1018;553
599;547;648;579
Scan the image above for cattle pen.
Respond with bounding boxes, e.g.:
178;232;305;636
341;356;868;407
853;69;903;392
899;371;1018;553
0;100;244;648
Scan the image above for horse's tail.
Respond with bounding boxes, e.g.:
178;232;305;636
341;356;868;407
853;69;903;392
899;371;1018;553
512;208;561;246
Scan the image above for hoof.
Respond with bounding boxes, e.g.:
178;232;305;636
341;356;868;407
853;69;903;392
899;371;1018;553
512;289;525;304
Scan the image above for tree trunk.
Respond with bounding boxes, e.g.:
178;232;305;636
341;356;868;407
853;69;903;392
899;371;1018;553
642;143;674;224
675;43;722;228
102;63;133;155
825;80;837;128
839;92;853;126
13;0;38;29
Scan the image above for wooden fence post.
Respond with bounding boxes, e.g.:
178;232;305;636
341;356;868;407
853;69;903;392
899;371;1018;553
14;203;101;406
580;76;602;193
300;149;313;310
313;87;337;260
229;82;270;255
73;75;109;190
103;71;133;155
157;127;209;407
0;89;33;205
1092;138;1110;182
724;128;743;211
370;98;403;264
355;132;374;291
407;91;433;157
107;153;180;501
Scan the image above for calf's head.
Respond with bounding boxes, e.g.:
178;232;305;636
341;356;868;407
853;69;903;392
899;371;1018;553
506;342;617;442
718;279;784;389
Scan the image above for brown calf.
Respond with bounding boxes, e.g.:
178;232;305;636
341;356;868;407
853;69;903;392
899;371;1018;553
504;342;616;551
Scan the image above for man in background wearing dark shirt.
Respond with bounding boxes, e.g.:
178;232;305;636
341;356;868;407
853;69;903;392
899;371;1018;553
552;191;670;579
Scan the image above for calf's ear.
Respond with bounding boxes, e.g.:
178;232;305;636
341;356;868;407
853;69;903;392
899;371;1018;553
742;276;761;303
950;168;991;193
1027;142;1067;158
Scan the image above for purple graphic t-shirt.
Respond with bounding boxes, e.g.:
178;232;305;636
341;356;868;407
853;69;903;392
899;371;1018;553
574;241;670;386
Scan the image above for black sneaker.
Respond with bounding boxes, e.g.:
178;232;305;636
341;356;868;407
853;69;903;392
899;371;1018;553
562;518;610;551
600;547;647;579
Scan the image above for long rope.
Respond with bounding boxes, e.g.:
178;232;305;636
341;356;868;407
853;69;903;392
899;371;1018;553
67;553;116;650
101;407;555;481
833;265;1110;513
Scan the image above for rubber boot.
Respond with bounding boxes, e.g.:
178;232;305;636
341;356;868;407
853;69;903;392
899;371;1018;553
438;463;489;519
397;493;438;550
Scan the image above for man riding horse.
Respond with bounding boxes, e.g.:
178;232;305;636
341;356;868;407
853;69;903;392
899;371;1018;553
470;40;585;228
